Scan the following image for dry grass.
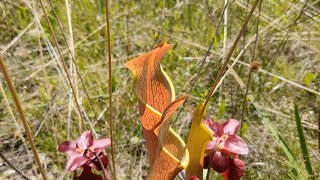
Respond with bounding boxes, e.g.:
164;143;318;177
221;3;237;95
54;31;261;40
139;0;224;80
0;0;319;179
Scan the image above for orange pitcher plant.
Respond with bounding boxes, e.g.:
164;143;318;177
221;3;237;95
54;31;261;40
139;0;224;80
126;38;215;179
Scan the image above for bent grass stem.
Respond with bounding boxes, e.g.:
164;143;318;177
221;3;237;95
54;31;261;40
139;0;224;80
85;149;108;180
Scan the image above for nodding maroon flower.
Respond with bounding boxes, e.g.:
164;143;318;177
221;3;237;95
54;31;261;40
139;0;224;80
58;131;111;171
73;164;111;180
204;119;248;180
74;165;103;180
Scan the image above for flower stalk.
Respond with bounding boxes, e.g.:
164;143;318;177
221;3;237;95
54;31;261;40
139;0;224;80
86;149;108;180
104;0;117;179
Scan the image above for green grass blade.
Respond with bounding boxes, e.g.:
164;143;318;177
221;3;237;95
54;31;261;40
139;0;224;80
294;105;315;180
249;97;300;179
230;69;304;179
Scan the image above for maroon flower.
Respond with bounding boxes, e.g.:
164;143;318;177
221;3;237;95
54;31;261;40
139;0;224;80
189;176;200;180
73;164;111;180
222;156;246;180
89;153;109;170
204;119;248;180
74;165;103;180
58;131;111;171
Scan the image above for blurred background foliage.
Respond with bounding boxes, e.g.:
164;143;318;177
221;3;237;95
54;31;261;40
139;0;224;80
0;0;320;179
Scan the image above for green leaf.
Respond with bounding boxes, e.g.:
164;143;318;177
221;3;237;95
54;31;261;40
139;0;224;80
294;105;315;179
217;173;225;180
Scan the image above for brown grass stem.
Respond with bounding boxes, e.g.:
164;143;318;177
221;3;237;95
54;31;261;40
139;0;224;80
0;56;48;180
38;0;85;131
239;0;263;137
47;0;101;131
105;0;117;179
202;0;261;113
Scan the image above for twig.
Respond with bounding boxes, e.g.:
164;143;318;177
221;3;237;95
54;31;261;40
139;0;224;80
0;56;48;180
0;151;31;180
105;0;117;179
202;0;261;113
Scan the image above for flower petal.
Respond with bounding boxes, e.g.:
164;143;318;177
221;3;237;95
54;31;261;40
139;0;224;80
189;176;200;180
66;154;89;171
58;141;77;155
203;153;211;169
233;158;246;176
223;158;246;180
223;135;249;154
77;131;93;149
206;140;217;152
100;154;109;169
203;119;224;137
93;138;111;153
211;152;228;173
222;119;240;135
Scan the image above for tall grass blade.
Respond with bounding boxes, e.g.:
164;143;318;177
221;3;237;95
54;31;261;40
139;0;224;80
0;56;48;180
294;105;315;179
